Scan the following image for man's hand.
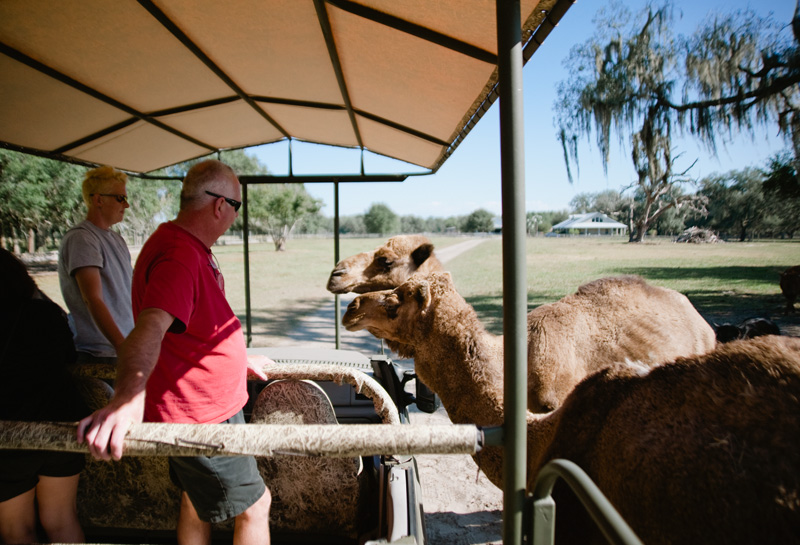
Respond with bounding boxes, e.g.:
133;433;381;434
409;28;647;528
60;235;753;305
77;393;145;461
246;354;275;381
76;307;173;461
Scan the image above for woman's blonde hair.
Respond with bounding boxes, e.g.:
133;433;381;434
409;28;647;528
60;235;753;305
81;166;128;207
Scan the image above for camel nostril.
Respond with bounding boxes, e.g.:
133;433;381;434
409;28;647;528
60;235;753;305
346;299;360;312
331;267;347;277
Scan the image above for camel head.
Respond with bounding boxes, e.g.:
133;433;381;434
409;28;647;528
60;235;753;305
327;235;441;294
342;272;438;341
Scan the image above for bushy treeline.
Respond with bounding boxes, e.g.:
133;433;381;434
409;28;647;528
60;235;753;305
295;206;497;236
565;153;800;240
3;148;797;254
0;149;182;253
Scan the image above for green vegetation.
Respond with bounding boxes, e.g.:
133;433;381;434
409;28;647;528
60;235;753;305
34;236;800;344
556;1;799;242
447;237;800;334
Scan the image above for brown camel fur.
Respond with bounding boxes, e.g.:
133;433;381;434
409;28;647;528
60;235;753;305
343;273;800;544
781;265;800;314
326;234;442;294
345;272;715;412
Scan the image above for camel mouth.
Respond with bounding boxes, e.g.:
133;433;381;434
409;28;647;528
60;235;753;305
342;313;365;330
327;276;356;294
342;300;365;330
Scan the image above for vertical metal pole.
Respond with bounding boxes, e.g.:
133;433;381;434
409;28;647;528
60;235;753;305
243;181;252;347
334;181;341;349
288;139;294;177
497;1;527;544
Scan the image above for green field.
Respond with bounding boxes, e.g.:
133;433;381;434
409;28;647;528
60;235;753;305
34;235;800;343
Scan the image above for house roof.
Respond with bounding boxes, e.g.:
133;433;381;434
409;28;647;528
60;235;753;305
0;0;573;175
552;212;628;230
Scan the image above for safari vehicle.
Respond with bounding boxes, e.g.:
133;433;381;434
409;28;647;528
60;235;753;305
0;1;573;544
65;347;431;544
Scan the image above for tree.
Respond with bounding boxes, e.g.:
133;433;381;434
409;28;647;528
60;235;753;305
762;152;800;237
400;215;427;234
569;193;593;214
246;184;322;251
569;189;627;218
0;149;85;252
363;203;399;235
555;2;713;242
698;168;769;241
675;3;800;179
339;215;366;235
526;212;542;235
462;209;495;232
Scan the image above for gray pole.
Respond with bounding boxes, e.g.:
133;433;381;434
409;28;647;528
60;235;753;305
496;1;528;543
243;181;252;347
334;181;341;349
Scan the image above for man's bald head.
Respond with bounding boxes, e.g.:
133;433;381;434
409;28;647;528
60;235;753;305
180;160;239;212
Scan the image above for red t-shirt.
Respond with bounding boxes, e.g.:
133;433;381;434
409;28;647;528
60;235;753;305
132;222;248;423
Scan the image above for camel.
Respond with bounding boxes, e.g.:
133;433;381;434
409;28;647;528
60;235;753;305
781;265;800;314
345;272;714;412
342;272;800;544
326;234;443;294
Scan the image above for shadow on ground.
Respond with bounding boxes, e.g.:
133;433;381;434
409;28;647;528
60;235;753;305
465;265;799;337
614;265;787;285
424;510;502;545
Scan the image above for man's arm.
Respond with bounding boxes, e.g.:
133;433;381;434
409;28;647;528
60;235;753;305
77;307;175;461
74;266;126;350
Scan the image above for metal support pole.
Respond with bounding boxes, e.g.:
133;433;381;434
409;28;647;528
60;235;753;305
243;181;252;347
334;181;341;349
496;1;528;544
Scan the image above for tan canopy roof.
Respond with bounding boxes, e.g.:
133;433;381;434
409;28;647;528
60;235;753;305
0;0;571;175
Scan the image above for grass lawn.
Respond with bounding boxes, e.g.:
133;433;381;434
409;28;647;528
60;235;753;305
446;236;800;334
33;235;800;342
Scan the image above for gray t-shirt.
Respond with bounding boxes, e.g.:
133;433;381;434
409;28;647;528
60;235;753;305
58;220;134;357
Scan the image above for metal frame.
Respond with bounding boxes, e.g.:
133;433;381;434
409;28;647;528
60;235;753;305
1;2;581;542
530;459;644;545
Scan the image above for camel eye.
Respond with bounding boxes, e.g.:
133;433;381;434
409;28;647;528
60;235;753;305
375;256;394;270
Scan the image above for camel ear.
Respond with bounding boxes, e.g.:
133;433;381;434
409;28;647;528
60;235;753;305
411;243;434;267
415;281;432;313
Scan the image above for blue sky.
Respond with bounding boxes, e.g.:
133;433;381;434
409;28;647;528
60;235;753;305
252;0;794;218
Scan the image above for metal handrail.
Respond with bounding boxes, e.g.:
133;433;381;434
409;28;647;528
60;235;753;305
529;459;644;545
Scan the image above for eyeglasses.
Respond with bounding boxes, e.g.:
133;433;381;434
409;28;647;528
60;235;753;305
205;191;241;212
91;193;128;204
208;252;224;292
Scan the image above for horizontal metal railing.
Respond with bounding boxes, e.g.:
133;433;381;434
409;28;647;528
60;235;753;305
0;420;481;458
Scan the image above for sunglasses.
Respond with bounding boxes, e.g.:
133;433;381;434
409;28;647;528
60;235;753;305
92;193;128;204
205;190;242;212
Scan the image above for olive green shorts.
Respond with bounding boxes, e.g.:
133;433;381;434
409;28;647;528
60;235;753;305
168;411;266;523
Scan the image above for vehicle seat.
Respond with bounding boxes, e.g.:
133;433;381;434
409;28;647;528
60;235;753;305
71;375;181;533
251;379;368;540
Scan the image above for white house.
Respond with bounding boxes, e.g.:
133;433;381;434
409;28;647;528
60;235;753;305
550;212;627;236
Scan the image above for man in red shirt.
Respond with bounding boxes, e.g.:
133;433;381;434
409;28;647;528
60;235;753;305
78;160;273;545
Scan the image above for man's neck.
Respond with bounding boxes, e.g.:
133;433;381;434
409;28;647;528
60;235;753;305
85;210;110;230
173;213;217;248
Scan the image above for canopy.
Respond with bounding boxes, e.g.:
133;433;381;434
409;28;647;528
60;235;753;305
0;0;571;175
